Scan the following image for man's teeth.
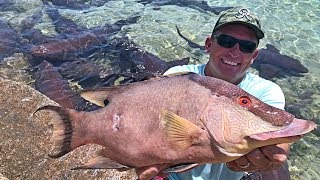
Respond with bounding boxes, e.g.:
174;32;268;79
222;59;238;66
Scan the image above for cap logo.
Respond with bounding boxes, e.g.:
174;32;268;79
235;8;253;21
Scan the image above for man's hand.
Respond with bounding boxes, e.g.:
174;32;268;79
135;164;170;180
226;143;290;172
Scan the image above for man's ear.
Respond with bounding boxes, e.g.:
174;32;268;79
205;36;212;53
250;49;259;64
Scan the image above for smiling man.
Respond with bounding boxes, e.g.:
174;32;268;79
204;24;260;85
136;6;290;180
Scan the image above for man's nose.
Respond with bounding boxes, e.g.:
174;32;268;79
227;43;241;58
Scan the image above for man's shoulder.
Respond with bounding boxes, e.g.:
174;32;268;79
163;64;205;75
242;72;280;89
241;72;285;109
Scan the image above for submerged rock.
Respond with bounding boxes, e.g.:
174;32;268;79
0;77;136;179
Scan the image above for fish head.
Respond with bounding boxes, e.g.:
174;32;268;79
191;74;317;156
203;95;317;157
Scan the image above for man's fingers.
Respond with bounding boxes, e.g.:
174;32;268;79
228;147;282;172
260;144;288;163
234;156;250;168
135;164;170;180
226;160;256;172
227;156;257;172
228;144;291;172
246;148;273;169
136;166;160;180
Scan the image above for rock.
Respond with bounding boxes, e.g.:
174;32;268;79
0;77;136;179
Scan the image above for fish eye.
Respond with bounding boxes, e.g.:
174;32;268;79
238;96;252;107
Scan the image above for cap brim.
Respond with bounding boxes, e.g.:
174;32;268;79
213;21;264;39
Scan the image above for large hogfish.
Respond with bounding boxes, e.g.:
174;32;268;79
37;73;316;179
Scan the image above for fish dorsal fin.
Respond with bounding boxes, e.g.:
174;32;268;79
72;149;132;171
162;163;199;173
80;87;121;107
161;110;202;150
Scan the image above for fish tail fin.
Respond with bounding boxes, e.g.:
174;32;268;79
35;105;81;158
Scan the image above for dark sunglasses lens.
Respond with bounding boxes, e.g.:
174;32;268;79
217;34;237;48
216;34;257;53
239;41;256;53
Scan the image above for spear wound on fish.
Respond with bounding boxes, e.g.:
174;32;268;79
112;114;121;131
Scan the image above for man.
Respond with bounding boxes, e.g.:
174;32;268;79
136;6;290;180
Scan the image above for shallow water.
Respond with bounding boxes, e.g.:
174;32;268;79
0;0;319;179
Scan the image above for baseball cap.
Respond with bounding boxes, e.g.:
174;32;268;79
212;7;264;39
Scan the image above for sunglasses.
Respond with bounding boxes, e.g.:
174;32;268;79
212;34;257;53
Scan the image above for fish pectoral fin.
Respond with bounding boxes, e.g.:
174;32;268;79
80;87;120;107
71;155;132;171
162;163;199;173
161;110;203;150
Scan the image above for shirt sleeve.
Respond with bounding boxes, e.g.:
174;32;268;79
163;65;193;75
252;82;286;110
240;73;286;110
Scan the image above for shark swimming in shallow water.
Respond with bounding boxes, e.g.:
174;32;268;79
251;44;309;78
137;0;233;15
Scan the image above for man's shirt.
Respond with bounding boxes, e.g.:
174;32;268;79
163;64;285;180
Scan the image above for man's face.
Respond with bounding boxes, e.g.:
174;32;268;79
204;24;259;84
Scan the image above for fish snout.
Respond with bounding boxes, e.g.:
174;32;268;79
249;118;317;141
250;105;295;126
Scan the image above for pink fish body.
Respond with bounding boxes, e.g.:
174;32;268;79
37;73;317;174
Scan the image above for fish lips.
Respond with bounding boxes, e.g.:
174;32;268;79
249;118;317;141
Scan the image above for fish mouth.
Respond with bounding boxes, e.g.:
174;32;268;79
249;118;317;141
